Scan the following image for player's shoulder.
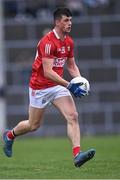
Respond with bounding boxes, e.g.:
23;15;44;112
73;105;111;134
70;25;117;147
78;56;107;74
38;31;54;46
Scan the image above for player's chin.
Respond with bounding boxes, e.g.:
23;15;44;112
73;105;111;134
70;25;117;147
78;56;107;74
65;28;71;33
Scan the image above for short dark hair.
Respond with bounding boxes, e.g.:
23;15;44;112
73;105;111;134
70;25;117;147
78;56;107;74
53;7;72;20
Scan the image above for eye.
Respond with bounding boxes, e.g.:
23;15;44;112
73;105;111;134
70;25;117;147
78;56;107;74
64;19;69;22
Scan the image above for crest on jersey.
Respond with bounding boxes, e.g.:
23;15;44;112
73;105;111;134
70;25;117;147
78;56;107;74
67;46;70;52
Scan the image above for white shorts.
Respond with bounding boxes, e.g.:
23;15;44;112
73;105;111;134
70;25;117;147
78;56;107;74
29;85;71;108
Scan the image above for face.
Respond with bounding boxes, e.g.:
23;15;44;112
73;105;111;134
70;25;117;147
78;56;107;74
56;15;72;34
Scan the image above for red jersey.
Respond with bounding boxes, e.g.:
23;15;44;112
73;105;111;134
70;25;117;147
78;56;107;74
29;29;74;89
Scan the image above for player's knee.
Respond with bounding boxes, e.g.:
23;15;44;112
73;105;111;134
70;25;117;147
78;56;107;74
68;111;78;123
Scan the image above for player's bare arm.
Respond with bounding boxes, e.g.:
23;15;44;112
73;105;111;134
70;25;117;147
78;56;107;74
67;57;81;78
42;57;69;87
3;7;95;168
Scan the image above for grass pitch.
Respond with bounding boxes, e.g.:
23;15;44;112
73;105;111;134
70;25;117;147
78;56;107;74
0;135;120;179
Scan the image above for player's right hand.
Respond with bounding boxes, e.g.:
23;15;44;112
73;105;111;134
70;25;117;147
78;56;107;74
67;83;87;97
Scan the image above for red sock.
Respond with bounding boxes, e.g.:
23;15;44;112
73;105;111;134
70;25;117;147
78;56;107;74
73;146;80;157
7;130;16;140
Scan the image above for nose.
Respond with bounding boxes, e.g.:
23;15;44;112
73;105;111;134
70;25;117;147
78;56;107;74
69;20;72;26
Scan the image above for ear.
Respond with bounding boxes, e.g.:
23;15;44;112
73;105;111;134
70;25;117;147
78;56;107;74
55;19;60;26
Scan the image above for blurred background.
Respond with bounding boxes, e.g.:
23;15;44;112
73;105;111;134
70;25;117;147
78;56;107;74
0;0;120;137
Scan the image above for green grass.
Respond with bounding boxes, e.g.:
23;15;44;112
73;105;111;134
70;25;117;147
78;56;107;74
0;135;120;179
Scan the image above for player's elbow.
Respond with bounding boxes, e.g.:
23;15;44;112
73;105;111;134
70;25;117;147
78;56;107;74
44;70;52;79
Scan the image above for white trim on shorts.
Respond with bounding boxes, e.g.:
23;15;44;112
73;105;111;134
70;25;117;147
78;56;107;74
29;85;71;108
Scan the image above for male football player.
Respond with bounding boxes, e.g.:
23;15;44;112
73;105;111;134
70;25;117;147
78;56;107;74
3;7;95;167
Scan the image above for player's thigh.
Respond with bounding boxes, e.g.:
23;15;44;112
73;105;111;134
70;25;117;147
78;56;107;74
29;106;45;126
53;96;78;120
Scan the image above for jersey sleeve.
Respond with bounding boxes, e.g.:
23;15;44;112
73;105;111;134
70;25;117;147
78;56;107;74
68;39;74;58
38;38;56;59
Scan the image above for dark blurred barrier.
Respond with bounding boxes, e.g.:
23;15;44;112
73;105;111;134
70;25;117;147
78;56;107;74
4;14;120;136
3;0;120;18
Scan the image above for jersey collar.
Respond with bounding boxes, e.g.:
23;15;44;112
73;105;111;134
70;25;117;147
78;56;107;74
53;29;66;40
53;29;60;39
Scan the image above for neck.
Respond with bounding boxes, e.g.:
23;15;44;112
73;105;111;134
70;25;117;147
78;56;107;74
54;27;66;41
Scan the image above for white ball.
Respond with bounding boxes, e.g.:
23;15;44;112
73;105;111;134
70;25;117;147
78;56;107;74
70;76;90;93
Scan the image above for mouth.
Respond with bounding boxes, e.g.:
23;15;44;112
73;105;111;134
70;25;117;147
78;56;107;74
67;26;71;31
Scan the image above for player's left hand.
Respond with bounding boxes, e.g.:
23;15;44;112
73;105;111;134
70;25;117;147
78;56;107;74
74;86;88;97
67;83;87;97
